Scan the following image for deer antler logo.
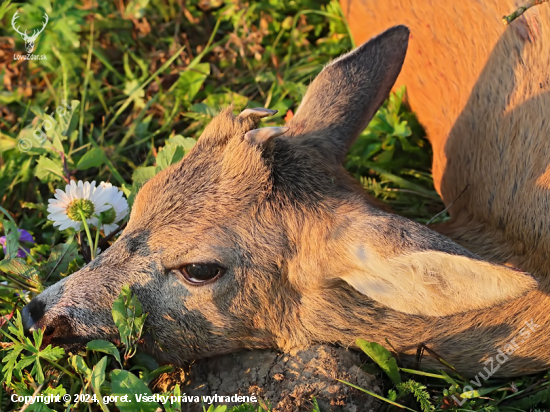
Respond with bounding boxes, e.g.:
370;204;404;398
11;11;49;53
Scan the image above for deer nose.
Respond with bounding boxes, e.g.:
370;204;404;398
22;299;75;343
21;298;46;334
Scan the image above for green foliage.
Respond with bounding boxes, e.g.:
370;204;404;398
311;397;321;412
204;406;228;412
219;403;270;412
507;384;550;410
112;285;147;362
396;380;435;412
346;87;444;222
86;340;122;366
356;338;401;385
110;369;158;412
0;220;79;295
352;340;550;411
1;312;66;385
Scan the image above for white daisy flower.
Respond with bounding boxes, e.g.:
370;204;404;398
97;181;129;235
47;180;112;231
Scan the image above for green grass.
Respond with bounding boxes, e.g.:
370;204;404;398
4;0;544;411
350;339;550;412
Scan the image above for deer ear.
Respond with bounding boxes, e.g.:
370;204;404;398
340;251;537;316
323;214;537;317
288;25;409;163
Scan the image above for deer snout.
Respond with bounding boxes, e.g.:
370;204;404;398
19;269;122;350
21;298;45;333
21;297;76;347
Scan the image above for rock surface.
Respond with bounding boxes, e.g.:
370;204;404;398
155;345;382;412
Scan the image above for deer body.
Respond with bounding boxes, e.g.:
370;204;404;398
340;0;550;290
20;18;550;378
302;289;550;378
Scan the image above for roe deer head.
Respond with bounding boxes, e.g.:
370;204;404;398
21;26;550;377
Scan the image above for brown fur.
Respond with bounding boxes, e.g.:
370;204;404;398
340;0;550;289
21;25;550;378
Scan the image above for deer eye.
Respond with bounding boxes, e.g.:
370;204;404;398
180;263;225;285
